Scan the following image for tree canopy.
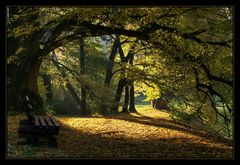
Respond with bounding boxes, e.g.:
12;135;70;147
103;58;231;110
7;7;233;138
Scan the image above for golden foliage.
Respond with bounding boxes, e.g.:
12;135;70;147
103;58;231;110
7;108;232;158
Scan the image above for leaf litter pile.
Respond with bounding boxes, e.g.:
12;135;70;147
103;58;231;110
7;107;233;158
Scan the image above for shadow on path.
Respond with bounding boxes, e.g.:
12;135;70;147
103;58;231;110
55;118;233;158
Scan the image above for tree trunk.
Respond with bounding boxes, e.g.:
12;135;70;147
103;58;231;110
7;8;71;112
121;85;129;113
7;7;47;112
111;37;130;114
104;35;120;86
128;53;137;113
42;74;53;101
79;37;90;116
151;99;156;108
100;36;120;115
66;83;83;106
51;53;83;109
112;78;126;114
129;82;137;113
7;57;43;112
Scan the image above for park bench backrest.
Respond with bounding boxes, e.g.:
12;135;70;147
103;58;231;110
25;96;34;122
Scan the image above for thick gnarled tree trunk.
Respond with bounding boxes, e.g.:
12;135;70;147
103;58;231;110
7;27;47;112
7;52;43;112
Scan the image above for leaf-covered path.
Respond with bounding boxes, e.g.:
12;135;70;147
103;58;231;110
7;107;233;159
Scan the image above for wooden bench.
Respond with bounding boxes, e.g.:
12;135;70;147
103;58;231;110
18;96;60;147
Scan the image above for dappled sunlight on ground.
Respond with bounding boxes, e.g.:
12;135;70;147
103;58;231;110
130;105;171;120
7;107;233;158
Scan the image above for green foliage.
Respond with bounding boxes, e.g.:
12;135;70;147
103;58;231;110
168;97;232;139
170;110;201;124
77;74;116;111
135;81;161;101
42;101;56;116
7;7;233;139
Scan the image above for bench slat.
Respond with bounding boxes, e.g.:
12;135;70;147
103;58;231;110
50;117;60;127
19;123;59;135
20;96;60;141
39;116;47;128
44;116;54;129
33;115;41;128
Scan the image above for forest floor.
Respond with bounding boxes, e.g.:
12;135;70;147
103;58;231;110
7;105;233;159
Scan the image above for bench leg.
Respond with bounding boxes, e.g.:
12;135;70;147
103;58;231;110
48;136;57;147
